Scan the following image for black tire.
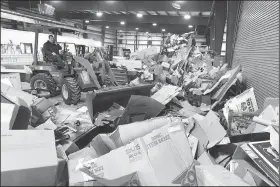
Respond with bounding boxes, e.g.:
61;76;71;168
61;77;81;105
30;73;58;97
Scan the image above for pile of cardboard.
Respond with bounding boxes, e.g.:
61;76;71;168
1;38;279;186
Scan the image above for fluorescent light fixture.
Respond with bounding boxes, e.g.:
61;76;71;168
120;21;125;25
152;23;157;26
188;25;193;28
162;29;166;32
85;20;89;23
96;12;103;17
172;3;181;10
136;13;143;18
184;14;191;19
135;28;139;30
119;30;123;32
106;26;109;28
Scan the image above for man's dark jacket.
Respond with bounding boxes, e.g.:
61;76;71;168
42;41;62;56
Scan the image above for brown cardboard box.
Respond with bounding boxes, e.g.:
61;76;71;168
1;130;58;186
80;123;196;186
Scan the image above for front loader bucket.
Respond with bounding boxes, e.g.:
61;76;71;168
86;83;155;123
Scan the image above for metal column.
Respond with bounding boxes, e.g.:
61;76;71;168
33;30;39;65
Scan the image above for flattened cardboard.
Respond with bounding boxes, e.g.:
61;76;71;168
195;165;250;186
1;73;22;90
212;65;241;101
1;130;57;186
1;103;19;131
269;126;279;153
151;85;182;105
231;159;275;186
246;141;279;185
199;111;226;149
197;152;217;165
1;82;38;106
118;95;165;125
242;170;257;186
190;116;209;158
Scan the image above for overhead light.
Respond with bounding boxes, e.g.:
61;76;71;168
120;21;125;25
146;31;149;34
85;20;89;23
162;29;166;32
119;30;123;32
135;28;139;30
172;3;181;10
188;25;193;28
184;14;191;19
152;23;157;26
106;26;109;28
136;13;143;18
96;12;103;17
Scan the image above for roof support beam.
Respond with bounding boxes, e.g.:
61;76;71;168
57;12;209;25
54;1;213;12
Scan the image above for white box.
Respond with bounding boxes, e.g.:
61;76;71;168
1;130;58;186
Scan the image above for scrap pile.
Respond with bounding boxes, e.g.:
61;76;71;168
1;32;279;186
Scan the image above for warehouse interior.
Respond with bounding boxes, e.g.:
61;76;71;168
1;0;279;186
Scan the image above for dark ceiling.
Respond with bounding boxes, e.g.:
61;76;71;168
6;1;214;34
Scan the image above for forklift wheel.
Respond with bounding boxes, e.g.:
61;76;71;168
30;73;58;97
61;77;81;105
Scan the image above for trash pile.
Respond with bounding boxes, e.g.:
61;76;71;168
1;32;279;186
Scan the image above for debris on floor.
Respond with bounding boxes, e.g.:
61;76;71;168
1;31;279;186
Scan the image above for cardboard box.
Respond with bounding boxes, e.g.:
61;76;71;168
244;141;279;185
1;130;58;186
1;94;31;130
197;152;217;165
90;117;181;157
230;159;276;186
1;82;37;106
81;123;196;186
1;103;19;131
1;73;22;90
195;165;250;186
199;111;226;149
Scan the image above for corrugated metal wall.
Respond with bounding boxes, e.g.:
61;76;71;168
232;1;279;108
